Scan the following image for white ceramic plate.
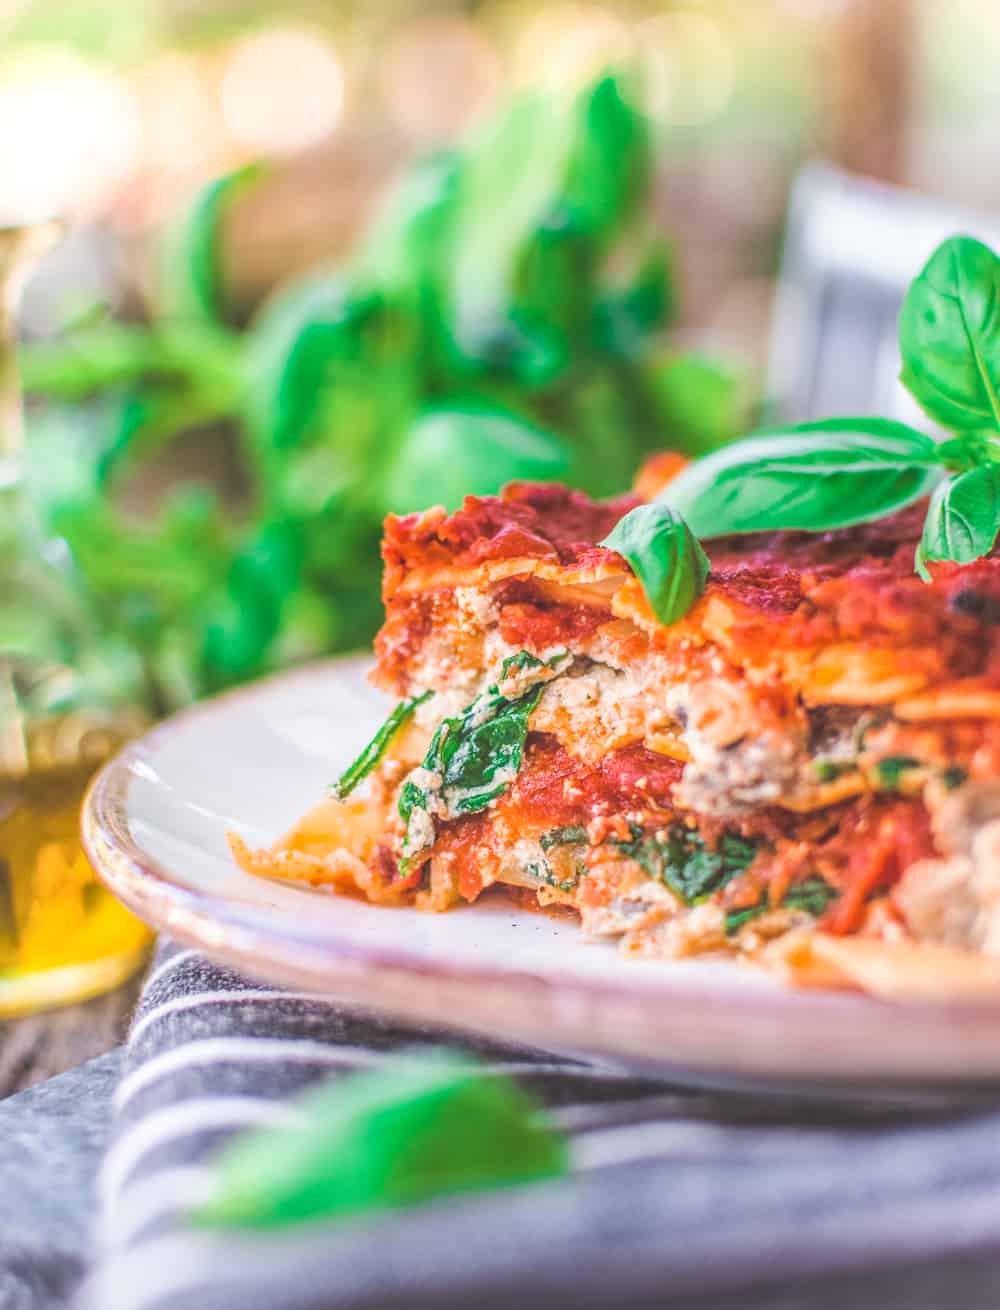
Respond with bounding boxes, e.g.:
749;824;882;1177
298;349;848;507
83;658;1000;1091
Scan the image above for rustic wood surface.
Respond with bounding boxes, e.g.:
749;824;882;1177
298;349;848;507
0;971;145;1098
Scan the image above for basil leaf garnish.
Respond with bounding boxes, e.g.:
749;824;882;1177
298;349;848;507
197;1054;567;1230
899;235;1000;434
664;418;941;539
601;501;709;625
915;465;1000;579
331;690;432;801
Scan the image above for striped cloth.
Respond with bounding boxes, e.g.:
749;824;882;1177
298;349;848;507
78;940;1000;1310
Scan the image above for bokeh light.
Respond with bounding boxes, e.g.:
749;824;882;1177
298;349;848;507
513;5;633;91
0;45;141;220
220;27;345;155
636;11;736;127
379;15;503;145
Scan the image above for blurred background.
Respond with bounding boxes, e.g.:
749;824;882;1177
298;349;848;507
1;0;968;367
1;0;998;1006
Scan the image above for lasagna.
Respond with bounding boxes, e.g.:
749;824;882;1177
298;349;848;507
231;465;1000;995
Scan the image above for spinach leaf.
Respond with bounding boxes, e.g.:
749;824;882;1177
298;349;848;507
615;826;758;905
331;690;433;801
899;235;1000;434
724;875;837;935
527;860;581;894
398;651;566;866
601;501;710;626
381;404;573;516
664;418;942;539
873;755;921;790
540;826;589;850
916;465;1000;579
197;1053;567;1230
783;876;838;917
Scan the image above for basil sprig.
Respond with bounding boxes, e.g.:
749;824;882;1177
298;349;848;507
915;462;1000;579
197;1053;567;1230
664;418;942;538
600;500;709;625
613;234;1000;626
899;235;1000;433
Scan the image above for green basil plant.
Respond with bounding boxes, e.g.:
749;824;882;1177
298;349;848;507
12;73;752;716
606;235;1000;625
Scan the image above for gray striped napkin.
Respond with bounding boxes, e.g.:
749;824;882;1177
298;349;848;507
78;939;1000;1310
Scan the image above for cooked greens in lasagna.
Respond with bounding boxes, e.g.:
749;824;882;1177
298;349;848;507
230;471;1000;993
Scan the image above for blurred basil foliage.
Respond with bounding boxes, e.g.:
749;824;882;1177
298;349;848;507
12;74;753;715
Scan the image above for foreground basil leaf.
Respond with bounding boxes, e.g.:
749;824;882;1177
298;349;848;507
664;418;942;539
601;501;709;625
197;1054;567;1229
331;691;433;801
160;164;263;324
899;235;1000;434
916;465;1000;579
381;404;573;515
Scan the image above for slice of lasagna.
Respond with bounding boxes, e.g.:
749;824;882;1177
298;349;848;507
231;470;1000;994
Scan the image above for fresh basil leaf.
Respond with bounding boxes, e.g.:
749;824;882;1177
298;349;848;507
381;404;573;515
246;275;358;453
197;1053;567;1229
942;765;968;790
332;691;433;801
448;93;575;358
615;825;758;905
564;74;650;243
916;465;1000;579
506;209;591;385
201;519;304;690
601;501;709;625
593;241;675;359
899;235;1000;434
646;351;753;455
664;418;943;538
160;164;263;324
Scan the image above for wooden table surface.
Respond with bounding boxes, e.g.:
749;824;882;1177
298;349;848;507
0;972;145;1098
